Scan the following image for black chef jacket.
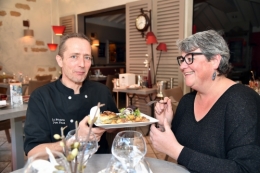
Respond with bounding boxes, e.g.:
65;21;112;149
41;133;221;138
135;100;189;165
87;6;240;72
24;79;118;155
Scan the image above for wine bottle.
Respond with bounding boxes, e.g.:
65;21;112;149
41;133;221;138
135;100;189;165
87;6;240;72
147;66;152;88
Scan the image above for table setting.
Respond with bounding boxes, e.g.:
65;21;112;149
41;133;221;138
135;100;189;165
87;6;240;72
18;103;189;173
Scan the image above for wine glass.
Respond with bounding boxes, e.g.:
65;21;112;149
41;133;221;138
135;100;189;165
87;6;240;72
23;149;71;173
111;130;147;173
65;129;98;171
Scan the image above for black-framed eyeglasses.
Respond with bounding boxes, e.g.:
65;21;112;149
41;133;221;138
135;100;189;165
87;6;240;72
177;52;204;66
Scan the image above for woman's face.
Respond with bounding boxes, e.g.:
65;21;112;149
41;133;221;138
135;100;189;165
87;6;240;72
179;49;214;89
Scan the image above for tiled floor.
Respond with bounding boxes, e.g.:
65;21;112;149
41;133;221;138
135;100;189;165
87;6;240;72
0;126;176;172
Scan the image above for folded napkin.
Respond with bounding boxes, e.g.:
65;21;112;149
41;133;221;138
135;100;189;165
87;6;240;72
0;100;7;106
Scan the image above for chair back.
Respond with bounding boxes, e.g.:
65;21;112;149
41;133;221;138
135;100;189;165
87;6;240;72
105;75;117;93
28;80;50;95
162;86;183;102
35;74;52;81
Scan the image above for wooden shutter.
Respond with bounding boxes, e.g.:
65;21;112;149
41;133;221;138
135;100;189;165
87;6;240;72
126;0;188;116
126;0;152;116
60;15;76;34
153;0;185;89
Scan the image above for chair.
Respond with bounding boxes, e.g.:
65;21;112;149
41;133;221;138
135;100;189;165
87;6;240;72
35;74;52;81
28;80;50;95
0;120;11;143
162;86;183;102
105;75;117;94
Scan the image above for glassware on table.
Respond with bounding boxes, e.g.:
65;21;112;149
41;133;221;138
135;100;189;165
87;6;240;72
65;129;98;172
104;156;151;173
23;149;71;173
111;130;147;173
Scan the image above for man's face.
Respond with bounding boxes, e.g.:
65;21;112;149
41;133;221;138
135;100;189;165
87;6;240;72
56;37;92;85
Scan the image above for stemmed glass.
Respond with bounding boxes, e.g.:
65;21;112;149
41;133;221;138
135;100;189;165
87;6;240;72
23;149;71;173
111;130;147;173
65;129;98;172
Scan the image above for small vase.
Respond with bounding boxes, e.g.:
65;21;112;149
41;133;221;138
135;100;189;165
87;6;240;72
147;67;152;88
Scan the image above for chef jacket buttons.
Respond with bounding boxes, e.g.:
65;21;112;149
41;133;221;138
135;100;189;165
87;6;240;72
68;96;72;99
70;119;73;123
85;95;88;98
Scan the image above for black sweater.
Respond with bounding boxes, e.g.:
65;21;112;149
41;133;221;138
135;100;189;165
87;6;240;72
172;84;260;173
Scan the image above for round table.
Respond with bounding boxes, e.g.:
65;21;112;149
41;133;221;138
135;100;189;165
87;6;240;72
11;154;190;173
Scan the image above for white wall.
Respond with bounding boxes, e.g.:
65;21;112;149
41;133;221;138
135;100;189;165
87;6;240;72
0;0;138;79
0;0;61;79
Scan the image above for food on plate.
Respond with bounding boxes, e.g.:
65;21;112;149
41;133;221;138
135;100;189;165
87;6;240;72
99;111;117;124
98;106;149;124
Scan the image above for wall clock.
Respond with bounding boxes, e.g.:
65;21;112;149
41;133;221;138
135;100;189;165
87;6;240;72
135;10;150;37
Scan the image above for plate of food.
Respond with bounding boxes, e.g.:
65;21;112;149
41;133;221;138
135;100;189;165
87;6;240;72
94;106;158;129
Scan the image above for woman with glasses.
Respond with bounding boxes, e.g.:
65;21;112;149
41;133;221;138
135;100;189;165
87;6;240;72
150;30;260;173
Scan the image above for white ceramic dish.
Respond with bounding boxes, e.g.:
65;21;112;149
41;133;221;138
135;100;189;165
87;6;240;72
94;113;158;129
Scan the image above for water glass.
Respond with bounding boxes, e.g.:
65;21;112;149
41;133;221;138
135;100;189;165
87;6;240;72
111;130;147;173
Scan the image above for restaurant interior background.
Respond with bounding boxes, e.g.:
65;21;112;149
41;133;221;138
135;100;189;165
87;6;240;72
0;0;260;85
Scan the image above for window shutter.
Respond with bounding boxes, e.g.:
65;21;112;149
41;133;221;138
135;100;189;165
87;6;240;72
60;15;76;34
126;0;152;116
153;0;185;88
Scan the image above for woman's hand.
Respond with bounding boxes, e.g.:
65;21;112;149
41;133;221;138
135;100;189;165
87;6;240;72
154;97;173;126
150;118;184;160
78;116;106;142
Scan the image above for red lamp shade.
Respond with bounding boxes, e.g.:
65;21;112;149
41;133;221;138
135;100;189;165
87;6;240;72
47;43;58;51
146;31;158;44
156;43;167;52
52;26;66;35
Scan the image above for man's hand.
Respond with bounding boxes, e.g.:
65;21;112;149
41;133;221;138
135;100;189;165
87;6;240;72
78;116;106;142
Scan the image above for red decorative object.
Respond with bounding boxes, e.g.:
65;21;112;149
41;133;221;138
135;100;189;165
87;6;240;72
156;43;167;52
146;31;157;44
155;43;167;82
52;26;66;35
47;43;58;51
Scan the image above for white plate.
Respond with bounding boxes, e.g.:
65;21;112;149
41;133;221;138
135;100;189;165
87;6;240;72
0;103;9;109
94;113;158;129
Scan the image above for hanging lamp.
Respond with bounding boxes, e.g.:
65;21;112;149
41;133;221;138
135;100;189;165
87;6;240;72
52;0;65;35
47;0;58;51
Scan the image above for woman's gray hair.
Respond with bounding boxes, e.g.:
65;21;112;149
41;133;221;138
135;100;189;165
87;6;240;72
58;32;91;57
176;30;232;76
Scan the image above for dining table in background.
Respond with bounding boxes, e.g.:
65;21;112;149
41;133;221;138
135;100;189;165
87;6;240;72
113;87;157;108
10;154;190;173
0;104;28;170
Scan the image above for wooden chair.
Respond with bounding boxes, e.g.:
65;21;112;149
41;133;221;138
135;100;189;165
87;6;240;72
28;80;50;95
105;75;117;103
162;86;183;161
35;74;52;81
0;120;11;143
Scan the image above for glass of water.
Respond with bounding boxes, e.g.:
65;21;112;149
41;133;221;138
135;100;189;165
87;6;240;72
111;131;147;173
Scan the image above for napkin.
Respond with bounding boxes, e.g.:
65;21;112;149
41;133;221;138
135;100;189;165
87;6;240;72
0;100;7;106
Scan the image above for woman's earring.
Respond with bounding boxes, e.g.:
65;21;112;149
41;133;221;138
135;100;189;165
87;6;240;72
212;71;216;81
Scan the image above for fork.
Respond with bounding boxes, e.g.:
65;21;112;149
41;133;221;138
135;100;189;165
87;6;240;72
146;100;167;106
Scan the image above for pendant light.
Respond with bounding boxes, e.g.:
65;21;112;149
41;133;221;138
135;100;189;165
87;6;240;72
52;0;65;35
47;0;58;51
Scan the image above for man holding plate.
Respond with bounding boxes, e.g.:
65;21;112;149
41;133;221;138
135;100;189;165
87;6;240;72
24;33;118;157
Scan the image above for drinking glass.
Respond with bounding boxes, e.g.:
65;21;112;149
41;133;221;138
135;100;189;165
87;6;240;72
65;129;98;172
111;130;147;173
23;149;71;173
